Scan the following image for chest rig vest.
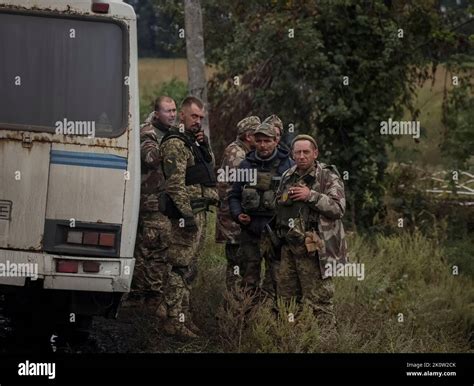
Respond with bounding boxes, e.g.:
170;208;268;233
161;130;217;187
241;156;282;217
275;171;318;241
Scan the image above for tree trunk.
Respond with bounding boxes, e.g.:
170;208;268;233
184;0;210;139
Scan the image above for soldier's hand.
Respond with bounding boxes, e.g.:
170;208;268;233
289;185;311;201
195;130;205;144
238;213;251;225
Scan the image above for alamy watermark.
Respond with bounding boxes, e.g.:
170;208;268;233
18;360;55;380
0;260;38;280
324;261;365;281
217;166;257;186
55;118;95;138
380;118;420;139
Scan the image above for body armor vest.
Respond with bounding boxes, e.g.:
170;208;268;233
275;172;318;242
241;157;281;217
161;130;217;187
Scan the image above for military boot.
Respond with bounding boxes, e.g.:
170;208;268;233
162;318;199;340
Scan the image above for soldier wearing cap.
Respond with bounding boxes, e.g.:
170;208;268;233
216;116;260;290
228;123;294;296
272;134;348;333
263;114;291;153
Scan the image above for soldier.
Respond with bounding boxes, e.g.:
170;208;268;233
273;134;348;333
216;116;260;291
159;96;218;339
132;96;177;319
263;114;291;153
228;123;294;296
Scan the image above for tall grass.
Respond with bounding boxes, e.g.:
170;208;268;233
191;212;473;353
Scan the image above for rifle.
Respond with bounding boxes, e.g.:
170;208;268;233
261;220;282;261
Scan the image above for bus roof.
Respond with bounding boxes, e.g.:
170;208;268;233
0;0;136;20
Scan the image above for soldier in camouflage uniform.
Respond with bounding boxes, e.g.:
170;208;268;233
159;96;218;339
273;134;347;332
132;96;177;319
229;123;294;296
263;114;291;153
215;116;259;290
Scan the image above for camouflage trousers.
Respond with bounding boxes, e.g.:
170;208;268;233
132;210;171;298
164;211;206;320
276;243;336;329
238;230;278;296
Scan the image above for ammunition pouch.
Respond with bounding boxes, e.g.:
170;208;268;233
241;187;260;212
158;192;183;219
262;190;276;210
255;171;273;190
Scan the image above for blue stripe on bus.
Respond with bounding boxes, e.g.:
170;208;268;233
50;150;128;170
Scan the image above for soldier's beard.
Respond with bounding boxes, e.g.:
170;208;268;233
189;125;201;134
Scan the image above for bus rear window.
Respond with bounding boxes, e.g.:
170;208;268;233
0;12;127;138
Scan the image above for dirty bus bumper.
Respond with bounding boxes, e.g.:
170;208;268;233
0;250;135;318
0;250;134;292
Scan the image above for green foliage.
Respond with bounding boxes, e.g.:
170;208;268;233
139;78;188;122
443;238;474;278
441;62;474;169
125;0;185;58
202;0;474;229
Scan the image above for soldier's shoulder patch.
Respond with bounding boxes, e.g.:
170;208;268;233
162;155;177;176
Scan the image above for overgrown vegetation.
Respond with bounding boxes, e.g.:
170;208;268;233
139;77;188;122
184;212;473;353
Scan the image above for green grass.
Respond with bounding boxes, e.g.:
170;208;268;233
186;212;473;353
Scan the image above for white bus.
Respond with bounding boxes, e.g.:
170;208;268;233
0;0;140;328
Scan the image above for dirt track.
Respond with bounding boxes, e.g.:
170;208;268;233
0;296;216;354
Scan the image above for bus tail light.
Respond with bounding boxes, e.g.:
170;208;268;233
66;230;116;247
99;233;115;247
83;261;101;273
44;220;121;258
92;2;110;14
57;260;79;273
67;231;83;244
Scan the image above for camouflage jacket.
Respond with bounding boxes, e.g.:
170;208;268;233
160;128;218;219
215;139;251;244
139;117;174;212
275;161;348;278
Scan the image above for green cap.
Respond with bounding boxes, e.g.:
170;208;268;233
263;114;283;133
237;116;261;135
254;122;277;138
291;134;318;149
